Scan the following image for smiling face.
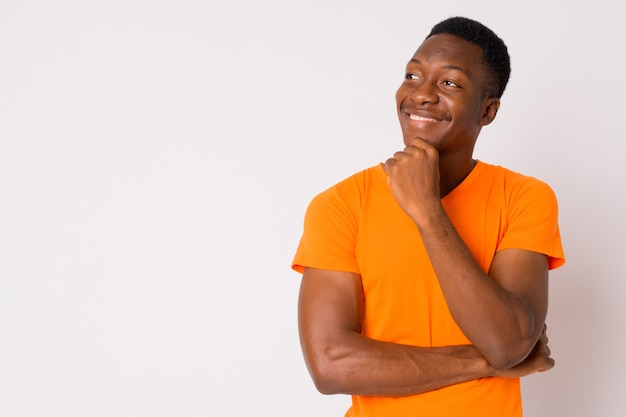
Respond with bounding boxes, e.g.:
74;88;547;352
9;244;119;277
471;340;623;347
395;34;500;154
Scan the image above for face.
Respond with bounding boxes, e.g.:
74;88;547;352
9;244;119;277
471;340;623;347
395;34;500;153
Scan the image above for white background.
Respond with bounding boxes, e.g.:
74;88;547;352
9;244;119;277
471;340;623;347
1;1;624;416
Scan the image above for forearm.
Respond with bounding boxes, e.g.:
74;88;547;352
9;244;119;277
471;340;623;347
305;332;494;397
413;206;541;368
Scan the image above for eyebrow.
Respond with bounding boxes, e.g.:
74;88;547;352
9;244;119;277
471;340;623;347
409;58;467;74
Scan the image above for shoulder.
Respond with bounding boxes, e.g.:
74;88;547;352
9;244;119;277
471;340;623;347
308;164;385;209
294;166;383;274
478;162;557;202
479;163;565;269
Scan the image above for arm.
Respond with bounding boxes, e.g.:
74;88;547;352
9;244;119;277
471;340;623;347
418;226;548;370
298;266;551;397
384;139;549;370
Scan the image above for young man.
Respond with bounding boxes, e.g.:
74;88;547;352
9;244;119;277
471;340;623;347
292;16;565;416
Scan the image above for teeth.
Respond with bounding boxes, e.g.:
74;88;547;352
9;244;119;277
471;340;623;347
409;114;436;122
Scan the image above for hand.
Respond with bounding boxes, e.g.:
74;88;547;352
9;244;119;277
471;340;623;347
382;138;441;222
497;324;555;378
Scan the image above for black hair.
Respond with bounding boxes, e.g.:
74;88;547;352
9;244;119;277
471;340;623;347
427;16;511;98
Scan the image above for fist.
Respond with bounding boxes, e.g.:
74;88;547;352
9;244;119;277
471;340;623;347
383;138;441;221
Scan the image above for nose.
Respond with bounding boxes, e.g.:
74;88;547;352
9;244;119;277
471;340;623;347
406;80;438;104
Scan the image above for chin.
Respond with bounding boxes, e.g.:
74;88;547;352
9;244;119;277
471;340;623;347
402;133;436;147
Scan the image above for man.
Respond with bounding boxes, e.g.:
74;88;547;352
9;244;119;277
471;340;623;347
292;16;565;417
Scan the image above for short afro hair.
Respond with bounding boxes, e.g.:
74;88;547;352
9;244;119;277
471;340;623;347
427;16;511;98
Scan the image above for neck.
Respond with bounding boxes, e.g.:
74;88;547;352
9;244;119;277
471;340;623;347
438;153;477;198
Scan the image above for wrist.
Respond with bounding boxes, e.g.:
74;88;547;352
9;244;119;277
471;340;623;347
454;345;497;379
410;201;447;231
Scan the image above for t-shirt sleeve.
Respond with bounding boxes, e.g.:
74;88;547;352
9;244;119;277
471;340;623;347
497;178;566;270
291;185;360;275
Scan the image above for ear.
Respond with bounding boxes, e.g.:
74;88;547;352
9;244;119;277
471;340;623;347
480;98;500;126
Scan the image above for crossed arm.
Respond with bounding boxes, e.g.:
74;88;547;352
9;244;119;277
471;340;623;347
297;139;554;397
298;254;552;397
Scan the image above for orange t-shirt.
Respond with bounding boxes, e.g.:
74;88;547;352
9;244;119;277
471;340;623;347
292;161;565;417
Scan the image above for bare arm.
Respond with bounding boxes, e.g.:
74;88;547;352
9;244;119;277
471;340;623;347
298;267;552;397
384;139;549;370
417;222;548;369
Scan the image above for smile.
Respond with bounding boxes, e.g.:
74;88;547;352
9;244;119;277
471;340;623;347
409;114;439;122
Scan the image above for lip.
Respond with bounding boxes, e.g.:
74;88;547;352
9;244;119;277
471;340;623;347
401;107;446;122
402;110;447;128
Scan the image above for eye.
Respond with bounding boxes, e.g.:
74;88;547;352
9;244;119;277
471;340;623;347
442;80;460;88
405;73;420;80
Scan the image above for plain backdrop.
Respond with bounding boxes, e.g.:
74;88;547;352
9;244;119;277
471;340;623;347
1;1;624;416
